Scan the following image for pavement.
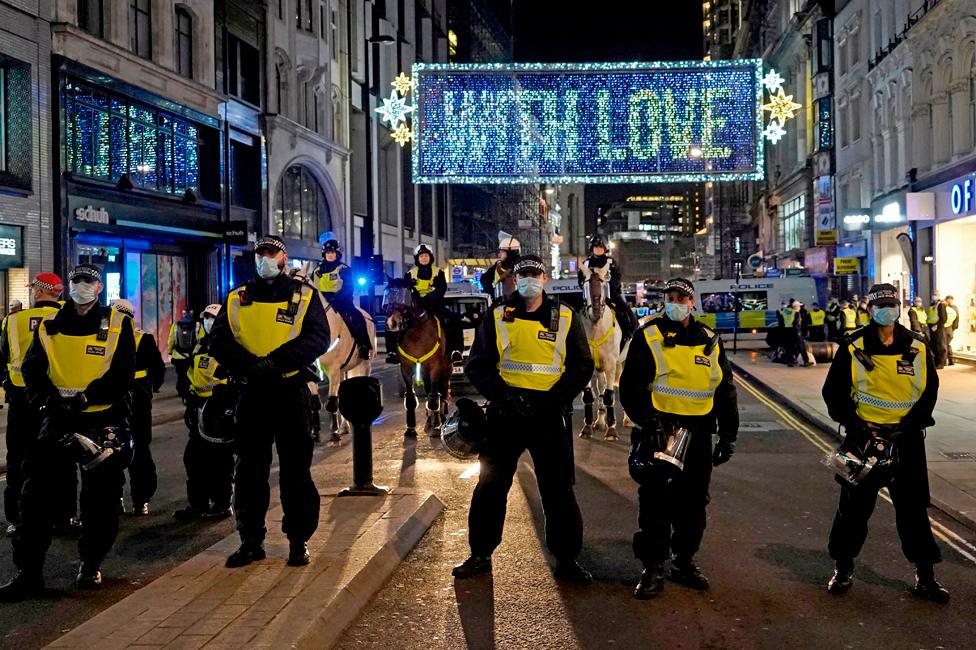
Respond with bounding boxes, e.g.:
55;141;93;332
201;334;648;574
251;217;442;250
730;350;976;532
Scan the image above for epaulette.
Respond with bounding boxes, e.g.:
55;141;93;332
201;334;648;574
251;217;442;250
697;322;720;355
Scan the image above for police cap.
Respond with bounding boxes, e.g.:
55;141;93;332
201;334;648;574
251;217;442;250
513;255;546;275
866;283;899;307
255;235;287;255
664;277;695;299
69;264;102;283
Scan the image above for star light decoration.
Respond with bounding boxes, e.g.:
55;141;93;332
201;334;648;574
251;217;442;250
375;73;416;147
760;68;799;145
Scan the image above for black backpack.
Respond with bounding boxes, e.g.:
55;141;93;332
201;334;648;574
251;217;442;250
175;321;196;355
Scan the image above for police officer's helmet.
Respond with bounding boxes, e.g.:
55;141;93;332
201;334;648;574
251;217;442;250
322;239;342;258
62;427;135;472
441;398;487;459
199;387;238;446
588;235;607;254
413;243;435;263
203;303;221;319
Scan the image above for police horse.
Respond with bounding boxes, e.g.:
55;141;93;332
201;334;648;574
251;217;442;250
294;264;376;445
579;263;628;441
383;278;452;437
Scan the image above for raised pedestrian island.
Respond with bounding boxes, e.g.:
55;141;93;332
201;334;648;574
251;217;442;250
46;488;443;650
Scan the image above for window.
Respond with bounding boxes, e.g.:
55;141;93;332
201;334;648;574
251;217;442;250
305;0;314;32
275;64;285;114
278;0;284;20
838;39;847;75
850;29;859;67
815;19;831;73
331;7;339;60
78;0;103;38
63;80;217;199
780;194;806;251
175;8;193;79
229;136;260;209
850;94;861;141
838;101;848;147
815;97;833;151
273;165;332;241
227;35;260;106
0;58;32;191
321;4;327;39
129;0;152;59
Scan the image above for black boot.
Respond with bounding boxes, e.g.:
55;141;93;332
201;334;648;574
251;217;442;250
226;543;266;568
633;565;666;600
827;560;854;595
385;332;399;364
0;571;44;601
173;505;203;521
76;563;102;589
553;560;593;585
911;565;950;603
452;555;492;578
287;542;311;567
670;557;710;591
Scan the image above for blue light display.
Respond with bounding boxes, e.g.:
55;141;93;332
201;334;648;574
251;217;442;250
412;60;764;184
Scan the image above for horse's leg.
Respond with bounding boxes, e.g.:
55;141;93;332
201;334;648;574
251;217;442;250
426;387;442;438
325;374;342;445
603;366;618;441
403;366;418;438
579;384;594;438
593;368;607;432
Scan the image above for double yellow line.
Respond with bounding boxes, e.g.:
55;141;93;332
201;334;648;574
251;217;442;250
735;371;976;565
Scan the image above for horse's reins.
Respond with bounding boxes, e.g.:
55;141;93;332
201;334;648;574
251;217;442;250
396;311;442;364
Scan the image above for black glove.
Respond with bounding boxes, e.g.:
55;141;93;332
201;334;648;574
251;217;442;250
247;356;280;384
65;392;88;415
501;391;533;418
640;418;667;452
712;438;735;466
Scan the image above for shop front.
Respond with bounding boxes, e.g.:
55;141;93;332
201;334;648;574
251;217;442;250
866;193;912;301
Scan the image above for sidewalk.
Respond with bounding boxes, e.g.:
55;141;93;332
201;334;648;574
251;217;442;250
46;484;444;649
731;351;976;531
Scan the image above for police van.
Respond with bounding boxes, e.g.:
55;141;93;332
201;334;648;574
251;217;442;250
445;282;492;376
694;276;819;334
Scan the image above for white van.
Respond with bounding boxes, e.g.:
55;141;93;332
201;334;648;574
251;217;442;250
694;277;819;333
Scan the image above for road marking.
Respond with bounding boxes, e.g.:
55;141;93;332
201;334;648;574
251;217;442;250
459;463;480;479
735;371;976;565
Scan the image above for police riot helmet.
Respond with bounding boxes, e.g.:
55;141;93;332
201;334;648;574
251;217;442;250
441;398;487;459
588;235;607;254
63;427;135;472
413;243;435;264
322;239;342;259
199;387;238;446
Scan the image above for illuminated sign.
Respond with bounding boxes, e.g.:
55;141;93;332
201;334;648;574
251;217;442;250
0;225;23;270
74;206;111;225
834;257;860;274
412;60;764;184
951;174;976;215
843;213;871;229
874;201;903;224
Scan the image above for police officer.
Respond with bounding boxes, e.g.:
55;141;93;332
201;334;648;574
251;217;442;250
111;299;165;516
944;295;959;366
175;304;234;521
856;298;871;328
778;300;809;366
825;296;842;341
168;309;202;400
0;273;63;533
805;302;827;342
0;264;136;599
840;299;858;334
479;233;521;301
314;238;371;360
210;236;330;568
821;283;948;603
927;290;948;369
620;278;738;599
578;235;640;344
387;244;463;364
908;296;929;340
454;254;594;583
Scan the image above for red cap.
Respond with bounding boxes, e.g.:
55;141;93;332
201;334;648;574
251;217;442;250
30;272;64;293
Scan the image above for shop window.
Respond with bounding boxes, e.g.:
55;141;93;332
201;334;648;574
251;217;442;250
273;165;332;242
227;35;260;106
78;0;104;38
129;0;152;60
175;7;193;80
780;194;806;251
0;57;31;192
64;79;218;199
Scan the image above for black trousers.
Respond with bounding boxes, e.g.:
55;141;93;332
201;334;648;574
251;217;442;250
828;433;941;567
633;427;713;567
4;389;35;525
183;407;235;511
468;408;583;562
234;380;319;546
945;328;955;364
929;327;948;368
12;410;125;572
805;326;826;342
126;390;157;506
327;295;372;349
172;358;191;399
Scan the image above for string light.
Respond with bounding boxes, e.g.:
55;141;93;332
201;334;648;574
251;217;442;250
762;120;787;144
375;89;415;128
761;69;785;93
391;123;413;146
391;72;413;95
762;87;801;123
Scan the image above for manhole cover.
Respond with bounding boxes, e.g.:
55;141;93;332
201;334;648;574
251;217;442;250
941;452;976;461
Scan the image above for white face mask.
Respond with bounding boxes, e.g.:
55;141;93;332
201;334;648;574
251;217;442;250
256;254;282;279
516;277;544;298
664;301;691;321
69;282;98;305
203;317;214;334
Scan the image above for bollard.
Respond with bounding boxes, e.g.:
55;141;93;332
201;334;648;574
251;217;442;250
337;376;388;496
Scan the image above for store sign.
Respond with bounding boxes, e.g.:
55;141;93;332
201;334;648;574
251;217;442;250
413;59;764;184
74;206;111;225
843;211;872;230
834;257;860;274
874;201;903;224
0;225;23;270
224;221;249;245
951;174;976;216
815;230;837;245
815;175;836;239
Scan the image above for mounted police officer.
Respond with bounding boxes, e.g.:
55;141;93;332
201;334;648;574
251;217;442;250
314;238;371;360
578;235;639;345
209;235;330;568
0;264;136;599
822;283;948;603
454;254;594;583
175;304;234;521
479;232;521;302
0;273;63;534
168;308;202;400
620;278;738;600
111;299;165;516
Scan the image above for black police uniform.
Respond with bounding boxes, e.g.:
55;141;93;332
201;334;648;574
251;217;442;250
928;300;949;369
578;255;640;340
0;299;62;528
463;292;594;566
127;330;165;511
479;254;519;299
315;259;371;352
16;301;135;582
209;272;330;560
822;322;941;569
620;315;738;571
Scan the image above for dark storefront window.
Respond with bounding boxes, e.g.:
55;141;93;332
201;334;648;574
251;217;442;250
64;79;218;199
227;35;260;106
78;0;104;38
273;165;332;241
229;137;260;209
175;8;193;79
129;0;152;59
0;57;32;192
